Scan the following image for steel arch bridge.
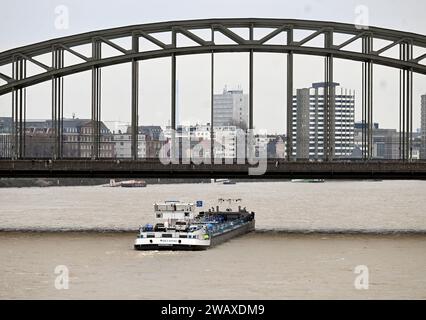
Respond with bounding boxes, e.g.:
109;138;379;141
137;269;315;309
1;18;426;179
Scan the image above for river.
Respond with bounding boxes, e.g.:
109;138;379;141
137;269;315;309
0;181;425;299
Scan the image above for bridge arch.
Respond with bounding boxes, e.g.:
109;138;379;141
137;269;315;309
1;18;425;160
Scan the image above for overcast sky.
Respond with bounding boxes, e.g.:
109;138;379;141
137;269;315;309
1;0;426;133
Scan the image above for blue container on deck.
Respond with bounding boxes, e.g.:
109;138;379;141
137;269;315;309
144;224;154;232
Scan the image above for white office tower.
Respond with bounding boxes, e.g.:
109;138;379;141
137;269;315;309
292;82;355;160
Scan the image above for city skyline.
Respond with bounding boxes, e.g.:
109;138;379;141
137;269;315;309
1;1;426;132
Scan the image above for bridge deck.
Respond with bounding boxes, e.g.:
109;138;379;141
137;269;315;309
0;160;426;180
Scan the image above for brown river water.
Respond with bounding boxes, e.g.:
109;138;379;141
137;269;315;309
0;181;425;299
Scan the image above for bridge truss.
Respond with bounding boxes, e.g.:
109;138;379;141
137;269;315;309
1;18;426;166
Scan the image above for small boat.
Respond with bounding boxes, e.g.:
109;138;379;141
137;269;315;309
120;180;147;188
134;199;255;251
109;179;147;188
291;179;325;183
212;179;237;185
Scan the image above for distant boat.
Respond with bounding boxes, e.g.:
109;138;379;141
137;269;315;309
291;179;325;183
109;179;147;188
212;179;237;185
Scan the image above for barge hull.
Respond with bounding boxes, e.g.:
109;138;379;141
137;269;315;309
210;220;255;248
134;220;255;251
134;244;208;251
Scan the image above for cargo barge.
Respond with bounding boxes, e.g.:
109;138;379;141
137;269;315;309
134;199;255;250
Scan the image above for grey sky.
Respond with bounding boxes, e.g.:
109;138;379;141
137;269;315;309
1;0;426;133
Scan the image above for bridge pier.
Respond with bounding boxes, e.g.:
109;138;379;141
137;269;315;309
11;56;26;159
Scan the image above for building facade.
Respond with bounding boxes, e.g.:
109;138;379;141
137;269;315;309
113;133;147;158
0;117;12;158
292;82;355;160
0;118;114;159
353;123;400;160
213;87;249;130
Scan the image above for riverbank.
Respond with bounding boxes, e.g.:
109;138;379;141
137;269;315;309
0;178;213;188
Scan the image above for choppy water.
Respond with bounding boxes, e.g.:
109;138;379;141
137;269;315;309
0;181;425;299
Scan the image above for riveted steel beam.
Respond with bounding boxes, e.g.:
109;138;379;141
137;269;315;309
286;28;294;161
2;18;426;68
131;34;139;160
91;39;102;160
362;35;373;160
138;31;170;49
57;44;90;62
0;72;12;83
2;44;426;97
210;28;215;164
52;46;64;159
399;41;413;161
171;29;177;161
175;27;212;46
11;56;26;159
259;25;290;44
213;25;247;44
324;30;335;161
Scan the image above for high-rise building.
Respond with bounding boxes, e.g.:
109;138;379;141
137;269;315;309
421;95;426;159
213;87;248;130
292;82;355;160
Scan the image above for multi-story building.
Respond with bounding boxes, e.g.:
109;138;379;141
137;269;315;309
0;117;12;134
372;129;399;159
0;133;12;158
167;124;241;159
113;133;146;158
78;121;114;158
213;126;239;159
421;95;426;159
267;135;286;159
213;87;249;130
353;122;399;159
292;82;355;160
115;125;166;159
0;118;114;158
137;126;163;141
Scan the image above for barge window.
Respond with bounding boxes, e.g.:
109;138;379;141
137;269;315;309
162;234;173;238
147;234;155;238
179;235;187;238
